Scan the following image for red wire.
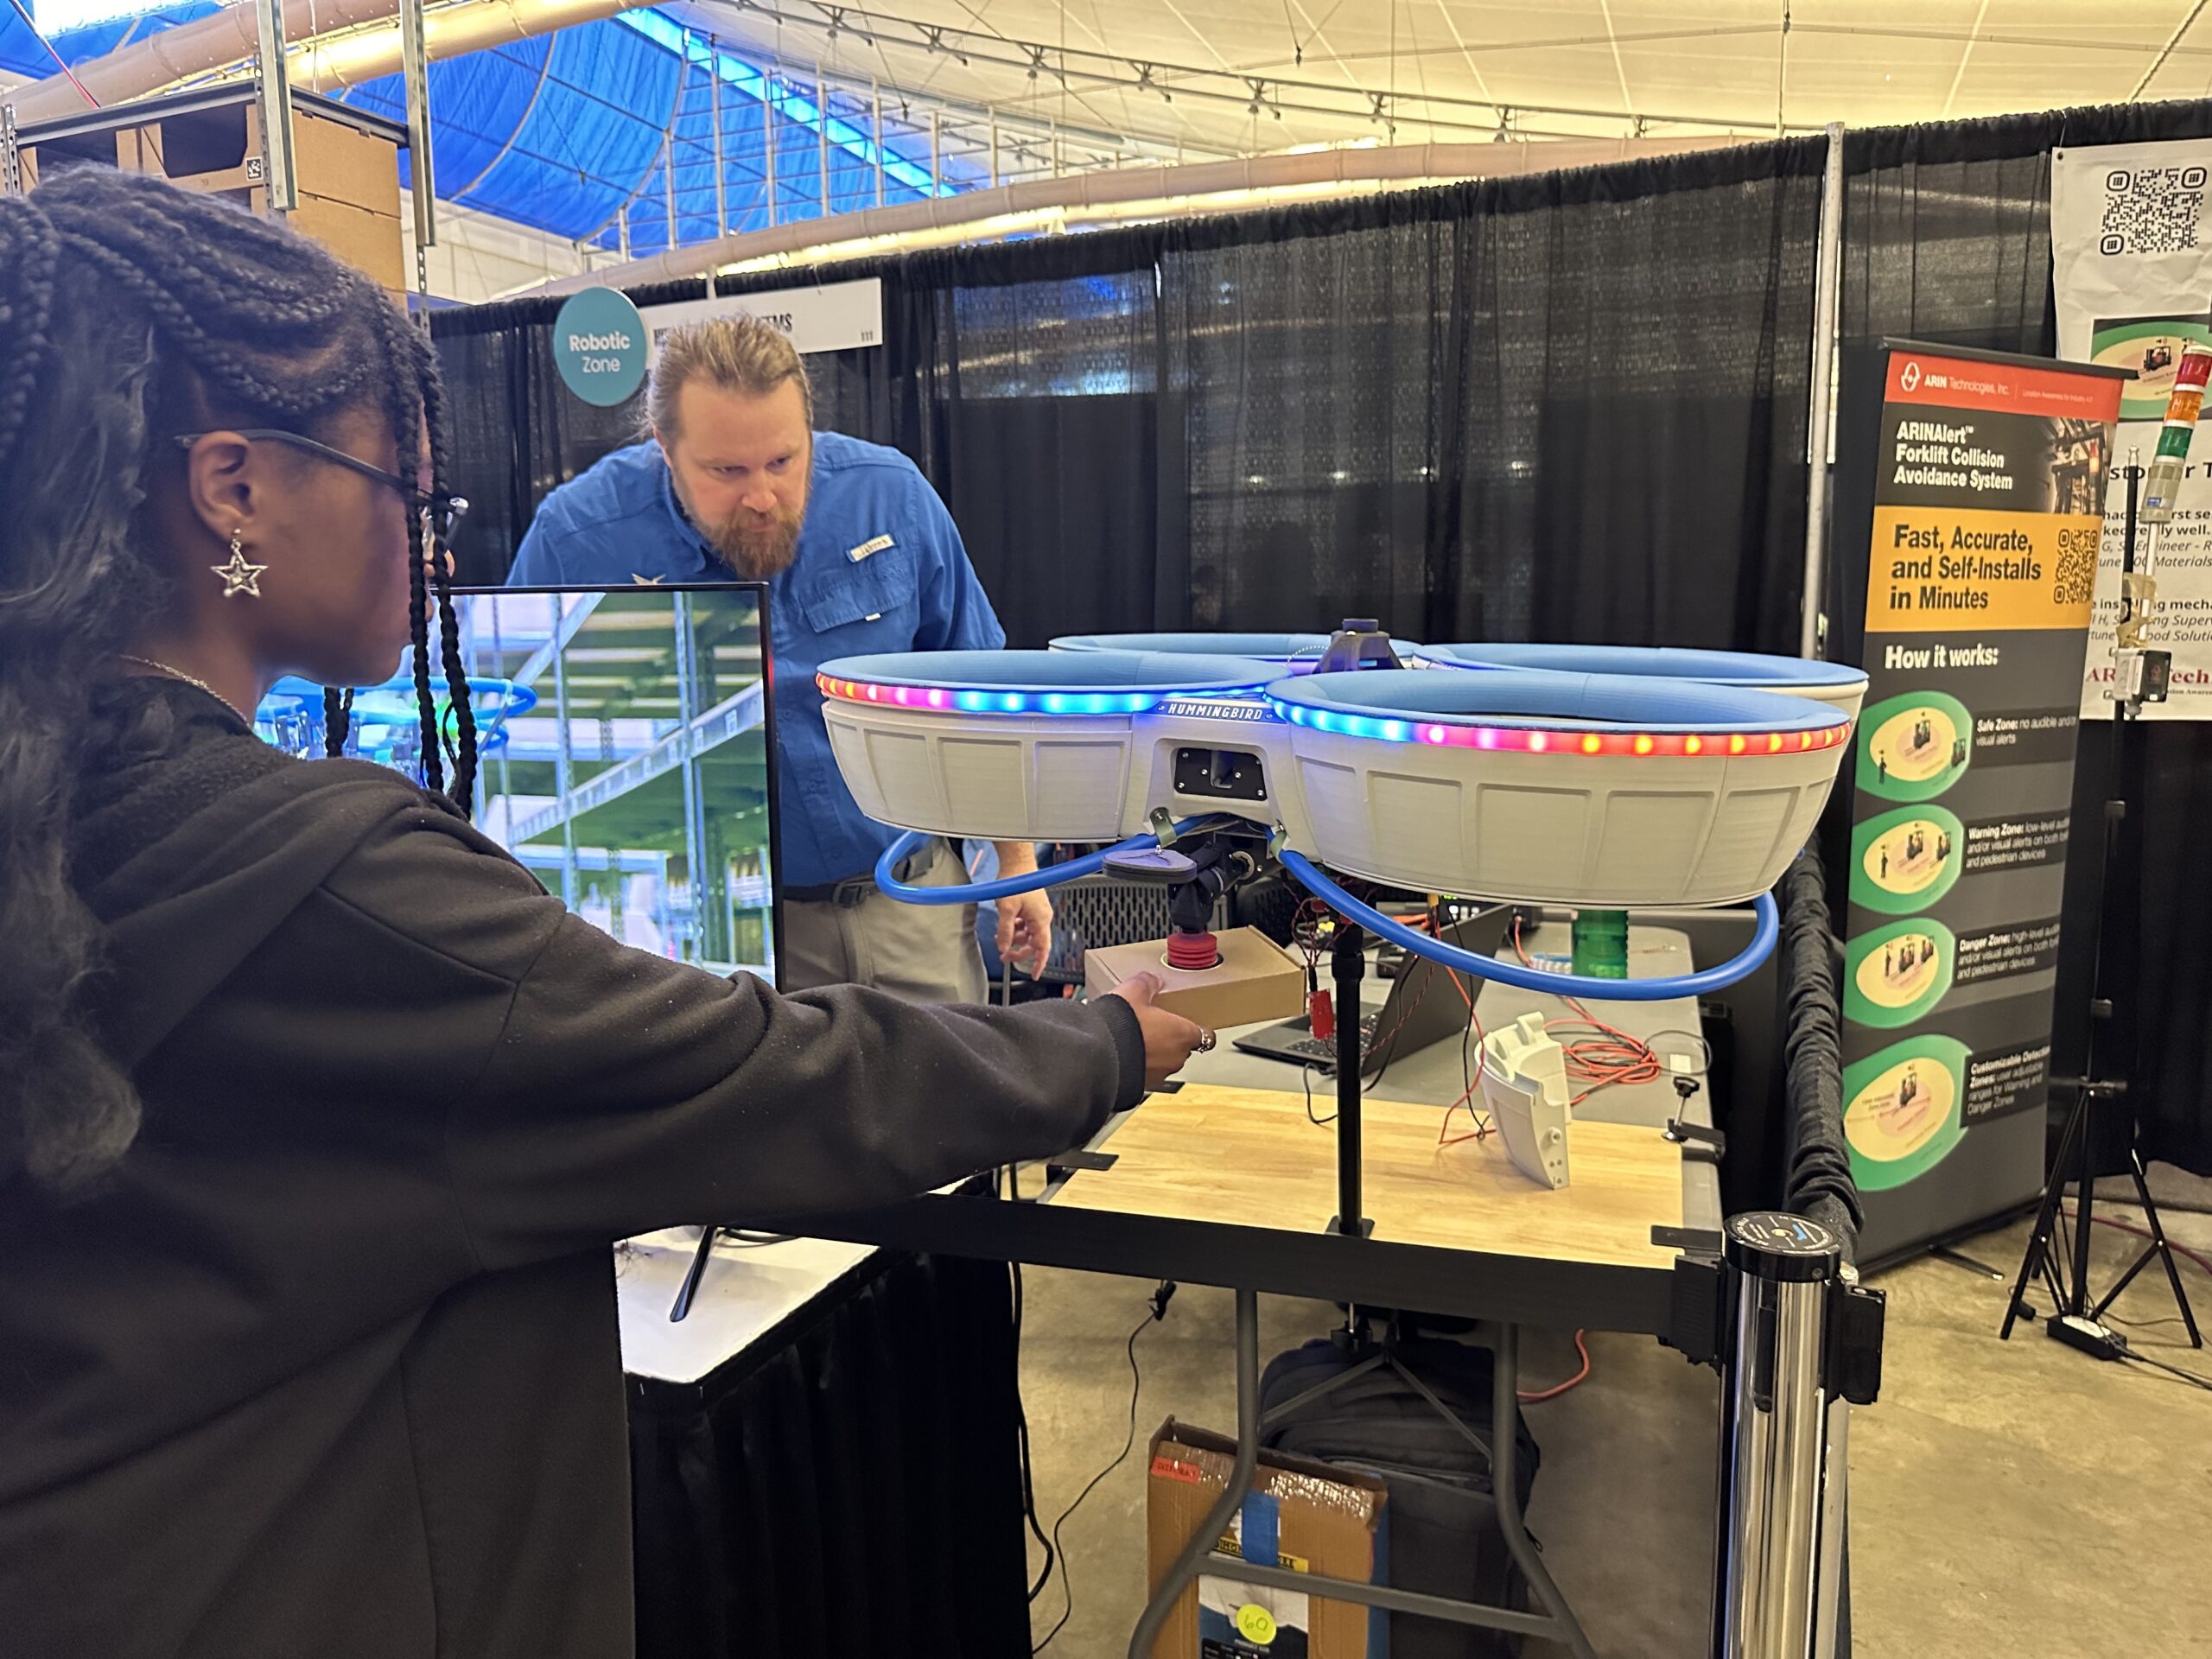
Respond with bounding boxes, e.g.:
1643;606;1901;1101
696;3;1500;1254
3;0;99;107
1436;1063;1491;1145
1430;902;1490;1144
1509;917;1661;1106
1519;1329;1592;1402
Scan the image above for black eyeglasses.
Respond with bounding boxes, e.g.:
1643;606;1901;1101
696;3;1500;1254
173;429;469;542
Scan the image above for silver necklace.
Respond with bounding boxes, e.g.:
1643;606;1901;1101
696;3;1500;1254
117;654;253;725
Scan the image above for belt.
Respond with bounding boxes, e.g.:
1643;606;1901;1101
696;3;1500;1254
788;836;947;907
786;874;877;908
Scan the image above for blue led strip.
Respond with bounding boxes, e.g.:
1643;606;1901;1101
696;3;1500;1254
1267;694;1852;758
820;673;1280;715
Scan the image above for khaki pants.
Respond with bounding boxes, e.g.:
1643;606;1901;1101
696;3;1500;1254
779;845;987;1004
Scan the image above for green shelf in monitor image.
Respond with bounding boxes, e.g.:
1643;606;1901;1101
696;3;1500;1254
1858;690;1974;804
1849;804;1965;916
1845;917;1958;1029
1844;1033;1972;1192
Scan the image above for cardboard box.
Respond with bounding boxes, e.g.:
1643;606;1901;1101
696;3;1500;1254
290;109;404;219
1147;1418;1387;1659
1085;927;1306;1031
287;192;408;295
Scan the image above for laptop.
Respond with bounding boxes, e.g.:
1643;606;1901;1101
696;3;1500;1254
1232;908;1515;1076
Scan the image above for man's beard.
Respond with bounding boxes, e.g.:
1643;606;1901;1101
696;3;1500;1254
674;477;805;579
702;499;804;580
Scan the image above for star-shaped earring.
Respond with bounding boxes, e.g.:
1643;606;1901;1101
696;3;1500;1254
212;531;268;600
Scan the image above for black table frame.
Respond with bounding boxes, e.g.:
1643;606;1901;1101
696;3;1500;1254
786;1156;1731;1659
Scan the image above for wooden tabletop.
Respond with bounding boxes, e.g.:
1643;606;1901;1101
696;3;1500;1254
1055;1084;1685;1271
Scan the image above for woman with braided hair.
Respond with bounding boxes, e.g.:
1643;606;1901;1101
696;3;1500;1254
0;170;1201;1659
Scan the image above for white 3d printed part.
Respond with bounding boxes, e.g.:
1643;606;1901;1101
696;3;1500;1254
1480;1014;1572;1191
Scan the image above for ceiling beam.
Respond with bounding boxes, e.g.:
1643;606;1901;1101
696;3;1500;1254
2133;0;2212;99
683;0;1807;138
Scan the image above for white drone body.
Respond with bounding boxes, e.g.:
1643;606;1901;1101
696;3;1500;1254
816;640;1863;910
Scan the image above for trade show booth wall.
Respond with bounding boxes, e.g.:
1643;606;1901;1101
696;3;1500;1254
430;98;2212;1182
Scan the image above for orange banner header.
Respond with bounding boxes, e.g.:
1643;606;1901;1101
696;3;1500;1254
1864;506;2101;633
1887;352;2123;422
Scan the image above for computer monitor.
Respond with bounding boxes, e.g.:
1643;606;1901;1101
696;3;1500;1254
253;582;781;988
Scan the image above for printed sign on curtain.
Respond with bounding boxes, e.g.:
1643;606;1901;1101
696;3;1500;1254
2053;139;2212;718
639;278;884;359
1839;345;2121;1262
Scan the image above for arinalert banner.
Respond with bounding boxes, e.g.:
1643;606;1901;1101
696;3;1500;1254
1829;341;2126;1262
2052;139;2212;718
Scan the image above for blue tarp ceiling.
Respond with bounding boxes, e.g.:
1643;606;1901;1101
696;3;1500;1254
2;1;219;82
3;6;975;247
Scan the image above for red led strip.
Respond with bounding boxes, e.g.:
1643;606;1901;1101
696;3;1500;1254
818;674;954;709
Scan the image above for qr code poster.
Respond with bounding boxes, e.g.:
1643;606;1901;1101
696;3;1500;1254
2054;141;2212;363
2094;165;2208;257
2056;142;2212;721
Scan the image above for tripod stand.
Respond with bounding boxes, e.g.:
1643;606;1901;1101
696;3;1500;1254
2003;463;2202;1352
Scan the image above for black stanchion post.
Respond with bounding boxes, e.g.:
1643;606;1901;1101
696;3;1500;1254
1332;919;1369;1237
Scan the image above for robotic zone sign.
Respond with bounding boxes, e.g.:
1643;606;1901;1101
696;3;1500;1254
550;289;648;408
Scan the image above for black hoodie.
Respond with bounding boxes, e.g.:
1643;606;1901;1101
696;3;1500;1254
0;682;1142;1658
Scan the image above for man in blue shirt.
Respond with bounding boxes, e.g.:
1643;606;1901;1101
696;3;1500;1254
509;316;1048;1001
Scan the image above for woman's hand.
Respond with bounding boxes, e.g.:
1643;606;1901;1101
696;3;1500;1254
1102;971;1209;1090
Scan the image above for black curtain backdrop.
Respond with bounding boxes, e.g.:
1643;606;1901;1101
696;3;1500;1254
889;238;1170;645
430;102;2212;1174
627;1249;1028;1659
1157;146;1827;649
431;141;1827;650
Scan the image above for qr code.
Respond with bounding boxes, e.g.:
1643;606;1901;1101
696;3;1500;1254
2054;526;2098;606
2100;167;2208;255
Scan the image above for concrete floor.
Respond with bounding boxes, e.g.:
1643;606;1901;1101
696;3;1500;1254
1018;1189;2212;1658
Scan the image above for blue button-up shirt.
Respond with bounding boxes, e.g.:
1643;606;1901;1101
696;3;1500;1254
507;434;1006;888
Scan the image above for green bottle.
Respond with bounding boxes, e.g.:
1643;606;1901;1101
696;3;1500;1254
1571;909;1630;980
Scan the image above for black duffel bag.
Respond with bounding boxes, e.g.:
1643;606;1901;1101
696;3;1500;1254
1260;1336;1541;1659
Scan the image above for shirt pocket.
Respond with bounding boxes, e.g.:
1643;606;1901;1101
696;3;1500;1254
796;544;918;637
